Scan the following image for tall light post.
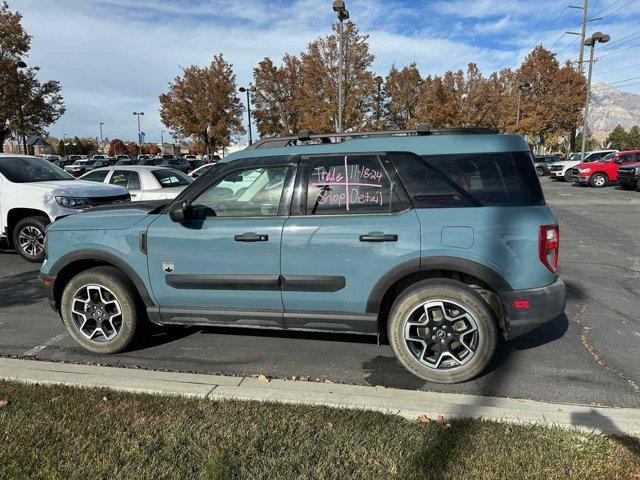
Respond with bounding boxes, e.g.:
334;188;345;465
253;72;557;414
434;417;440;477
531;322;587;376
99;122;104;152
333;0;349;134
239;85;256;145
14;61;27;154
581;32;610;161
160;130;165;154
132;111;144;155
515;81;531;128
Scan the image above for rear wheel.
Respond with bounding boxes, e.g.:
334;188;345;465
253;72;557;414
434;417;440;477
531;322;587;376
620;183;635;191
387;279;497;384
60;266;144;353
589;173;608;188
535;166;545;176
12;216;48;263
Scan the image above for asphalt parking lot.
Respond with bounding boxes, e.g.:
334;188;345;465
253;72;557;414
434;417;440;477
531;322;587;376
1;178;639;407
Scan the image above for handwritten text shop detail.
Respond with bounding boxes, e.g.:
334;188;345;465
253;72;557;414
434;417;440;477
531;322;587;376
312;157;387;211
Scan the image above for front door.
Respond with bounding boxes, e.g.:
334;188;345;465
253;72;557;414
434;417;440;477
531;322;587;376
146;158;296;328
281;153;421;333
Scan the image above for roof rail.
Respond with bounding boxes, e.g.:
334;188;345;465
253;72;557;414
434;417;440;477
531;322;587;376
246;125;497;150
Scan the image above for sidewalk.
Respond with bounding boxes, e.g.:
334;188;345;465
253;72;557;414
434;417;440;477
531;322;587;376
1;357;638;436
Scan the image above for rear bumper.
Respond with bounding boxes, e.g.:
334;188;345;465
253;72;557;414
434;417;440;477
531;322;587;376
502;277;566;339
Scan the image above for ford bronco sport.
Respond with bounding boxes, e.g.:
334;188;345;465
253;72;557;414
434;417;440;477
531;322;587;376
41;127;566;383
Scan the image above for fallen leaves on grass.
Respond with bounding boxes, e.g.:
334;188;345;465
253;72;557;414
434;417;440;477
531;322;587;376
416;415;431;424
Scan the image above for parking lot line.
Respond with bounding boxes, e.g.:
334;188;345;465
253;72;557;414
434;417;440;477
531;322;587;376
23;333;68;357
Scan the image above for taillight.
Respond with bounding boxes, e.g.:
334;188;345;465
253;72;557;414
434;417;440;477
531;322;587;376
539;224;559;273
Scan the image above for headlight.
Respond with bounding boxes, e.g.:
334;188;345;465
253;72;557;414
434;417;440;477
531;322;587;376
55;196;91;209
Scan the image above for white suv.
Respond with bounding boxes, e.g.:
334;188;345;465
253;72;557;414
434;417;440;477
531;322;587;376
548;150;618;181
0;154;130;262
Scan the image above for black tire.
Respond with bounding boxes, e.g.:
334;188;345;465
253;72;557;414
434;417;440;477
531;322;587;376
563;170;573;182
12;216;49;263
619;183;635;191
589;173;608;188
60;266;144;354
387;279;497;384
535;167;545;177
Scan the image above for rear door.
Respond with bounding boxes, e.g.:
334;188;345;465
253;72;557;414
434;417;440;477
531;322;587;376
280;153;420;333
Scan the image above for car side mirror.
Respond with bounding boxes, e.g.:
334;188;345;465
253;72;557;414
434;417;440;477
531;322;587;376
168;201;191;223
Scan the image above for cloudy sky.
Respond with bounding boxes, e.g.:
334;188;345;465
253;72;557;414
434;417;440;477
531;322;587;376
10;0;640;144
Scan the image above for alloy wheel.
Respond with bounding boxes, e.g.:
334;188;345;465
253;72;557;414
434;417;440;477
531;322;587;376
404;300;479;370
18;226;44;257
70;284;123;342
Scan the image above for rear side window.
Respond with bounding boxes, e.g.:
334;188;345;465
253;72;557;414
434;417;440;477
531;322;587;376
152;169;191;187
109;170;131;187
305;154;403;215
390;152;543;208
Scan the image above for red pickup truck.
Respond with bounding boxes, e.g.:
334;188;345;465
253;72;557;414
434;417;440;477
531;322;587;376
573;150;640;187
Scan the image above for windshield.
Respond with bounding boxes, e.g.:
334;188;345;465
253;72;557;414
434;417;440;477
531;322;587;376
601;152;616;161
0;157;74;183
152;169;191;187
568;153;581;162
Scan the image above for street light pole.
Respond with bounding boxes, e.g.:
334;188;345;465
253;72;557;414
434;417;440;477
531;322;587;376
333;1;349;134
581;32;609;161
375;76;383;128
132;111;144;155
239;86;256;145
14;61;27;154
161;130;165;153
99;122;104;152
515;81;530;128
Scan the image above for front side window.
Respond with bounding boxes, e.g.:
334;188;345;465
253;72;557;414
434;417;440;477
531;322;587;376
81;170;109;183
0;157;73;183
192;166;291;217
305;155;401;215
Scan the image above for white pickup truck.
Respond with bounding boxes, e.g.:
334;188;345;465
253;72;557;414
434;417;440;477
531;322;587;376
0;154;130;262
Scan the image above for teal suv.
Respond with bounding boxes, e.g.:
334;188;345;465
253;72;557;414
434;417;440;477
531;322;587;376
41;127;566;383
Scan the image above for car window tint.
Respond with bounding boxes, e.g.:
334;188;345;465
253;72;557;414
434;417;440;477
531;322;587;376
109;170;131;187
82;170;109;183
391;152;535;207
305;155;401;215
128;171;141;189
192;166;291;217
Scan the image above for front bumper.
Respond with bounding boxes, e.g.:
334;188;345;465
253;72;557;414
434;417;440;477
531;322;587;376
502;277;566;339
549;170;564;179
574;175;589;184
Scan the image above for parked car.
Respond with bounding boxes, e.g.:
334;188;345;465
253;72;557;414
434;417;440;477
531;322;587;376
189;162;220;178
617;160;640;191
79;166;192;201
572;150;640;187
548;150;618;181
139;158;163;166
533;155;562;176
0;154;129;262
64;158;98;177
115;158;140;166
53;157;74;169
43;154;63;163
160;156;190;173
187;158;204;171
42;127;565;384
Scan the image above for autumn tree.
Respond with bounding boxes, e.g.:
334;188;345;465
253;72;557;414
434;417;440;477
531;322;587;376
252;54;302;136
512;46;585;146
0;1;64;145
295;21;376;132
382;63;422;129
159;54;245;155
107;138;127;156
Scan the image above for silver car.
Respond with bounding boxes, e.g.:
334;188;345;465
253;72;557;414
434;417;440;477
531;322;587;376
79;165;192;201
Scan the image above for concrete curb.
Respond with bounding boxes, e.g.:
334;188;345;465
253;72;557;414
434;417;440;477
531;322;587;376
1;357;638;436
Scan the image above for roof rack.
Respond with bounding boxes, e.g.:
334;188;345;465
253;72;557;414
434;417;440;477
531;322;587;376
247;124;497;150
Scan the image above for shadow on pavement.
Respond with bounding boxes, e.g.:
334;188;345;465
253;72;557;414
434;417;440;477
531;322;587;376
571;409;640;458
0;269;44;308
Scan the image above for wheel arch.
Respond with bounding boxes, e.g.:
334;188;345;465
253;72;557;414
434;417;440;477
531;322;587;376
7;208;51;246
49;250;155;313
367;257;511;338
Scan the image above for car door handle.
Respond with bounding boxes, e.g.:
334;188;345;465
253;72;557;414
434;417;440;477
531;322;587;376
359;233;398;242
234;233;269;242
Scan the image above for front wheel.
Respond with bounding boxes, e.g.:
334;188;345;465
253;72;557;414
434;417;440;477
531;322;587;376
60;266;144;354
387;279;497;384
536;167;545;177
589;173;607;188
12;216;49;263
563;170;574;182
